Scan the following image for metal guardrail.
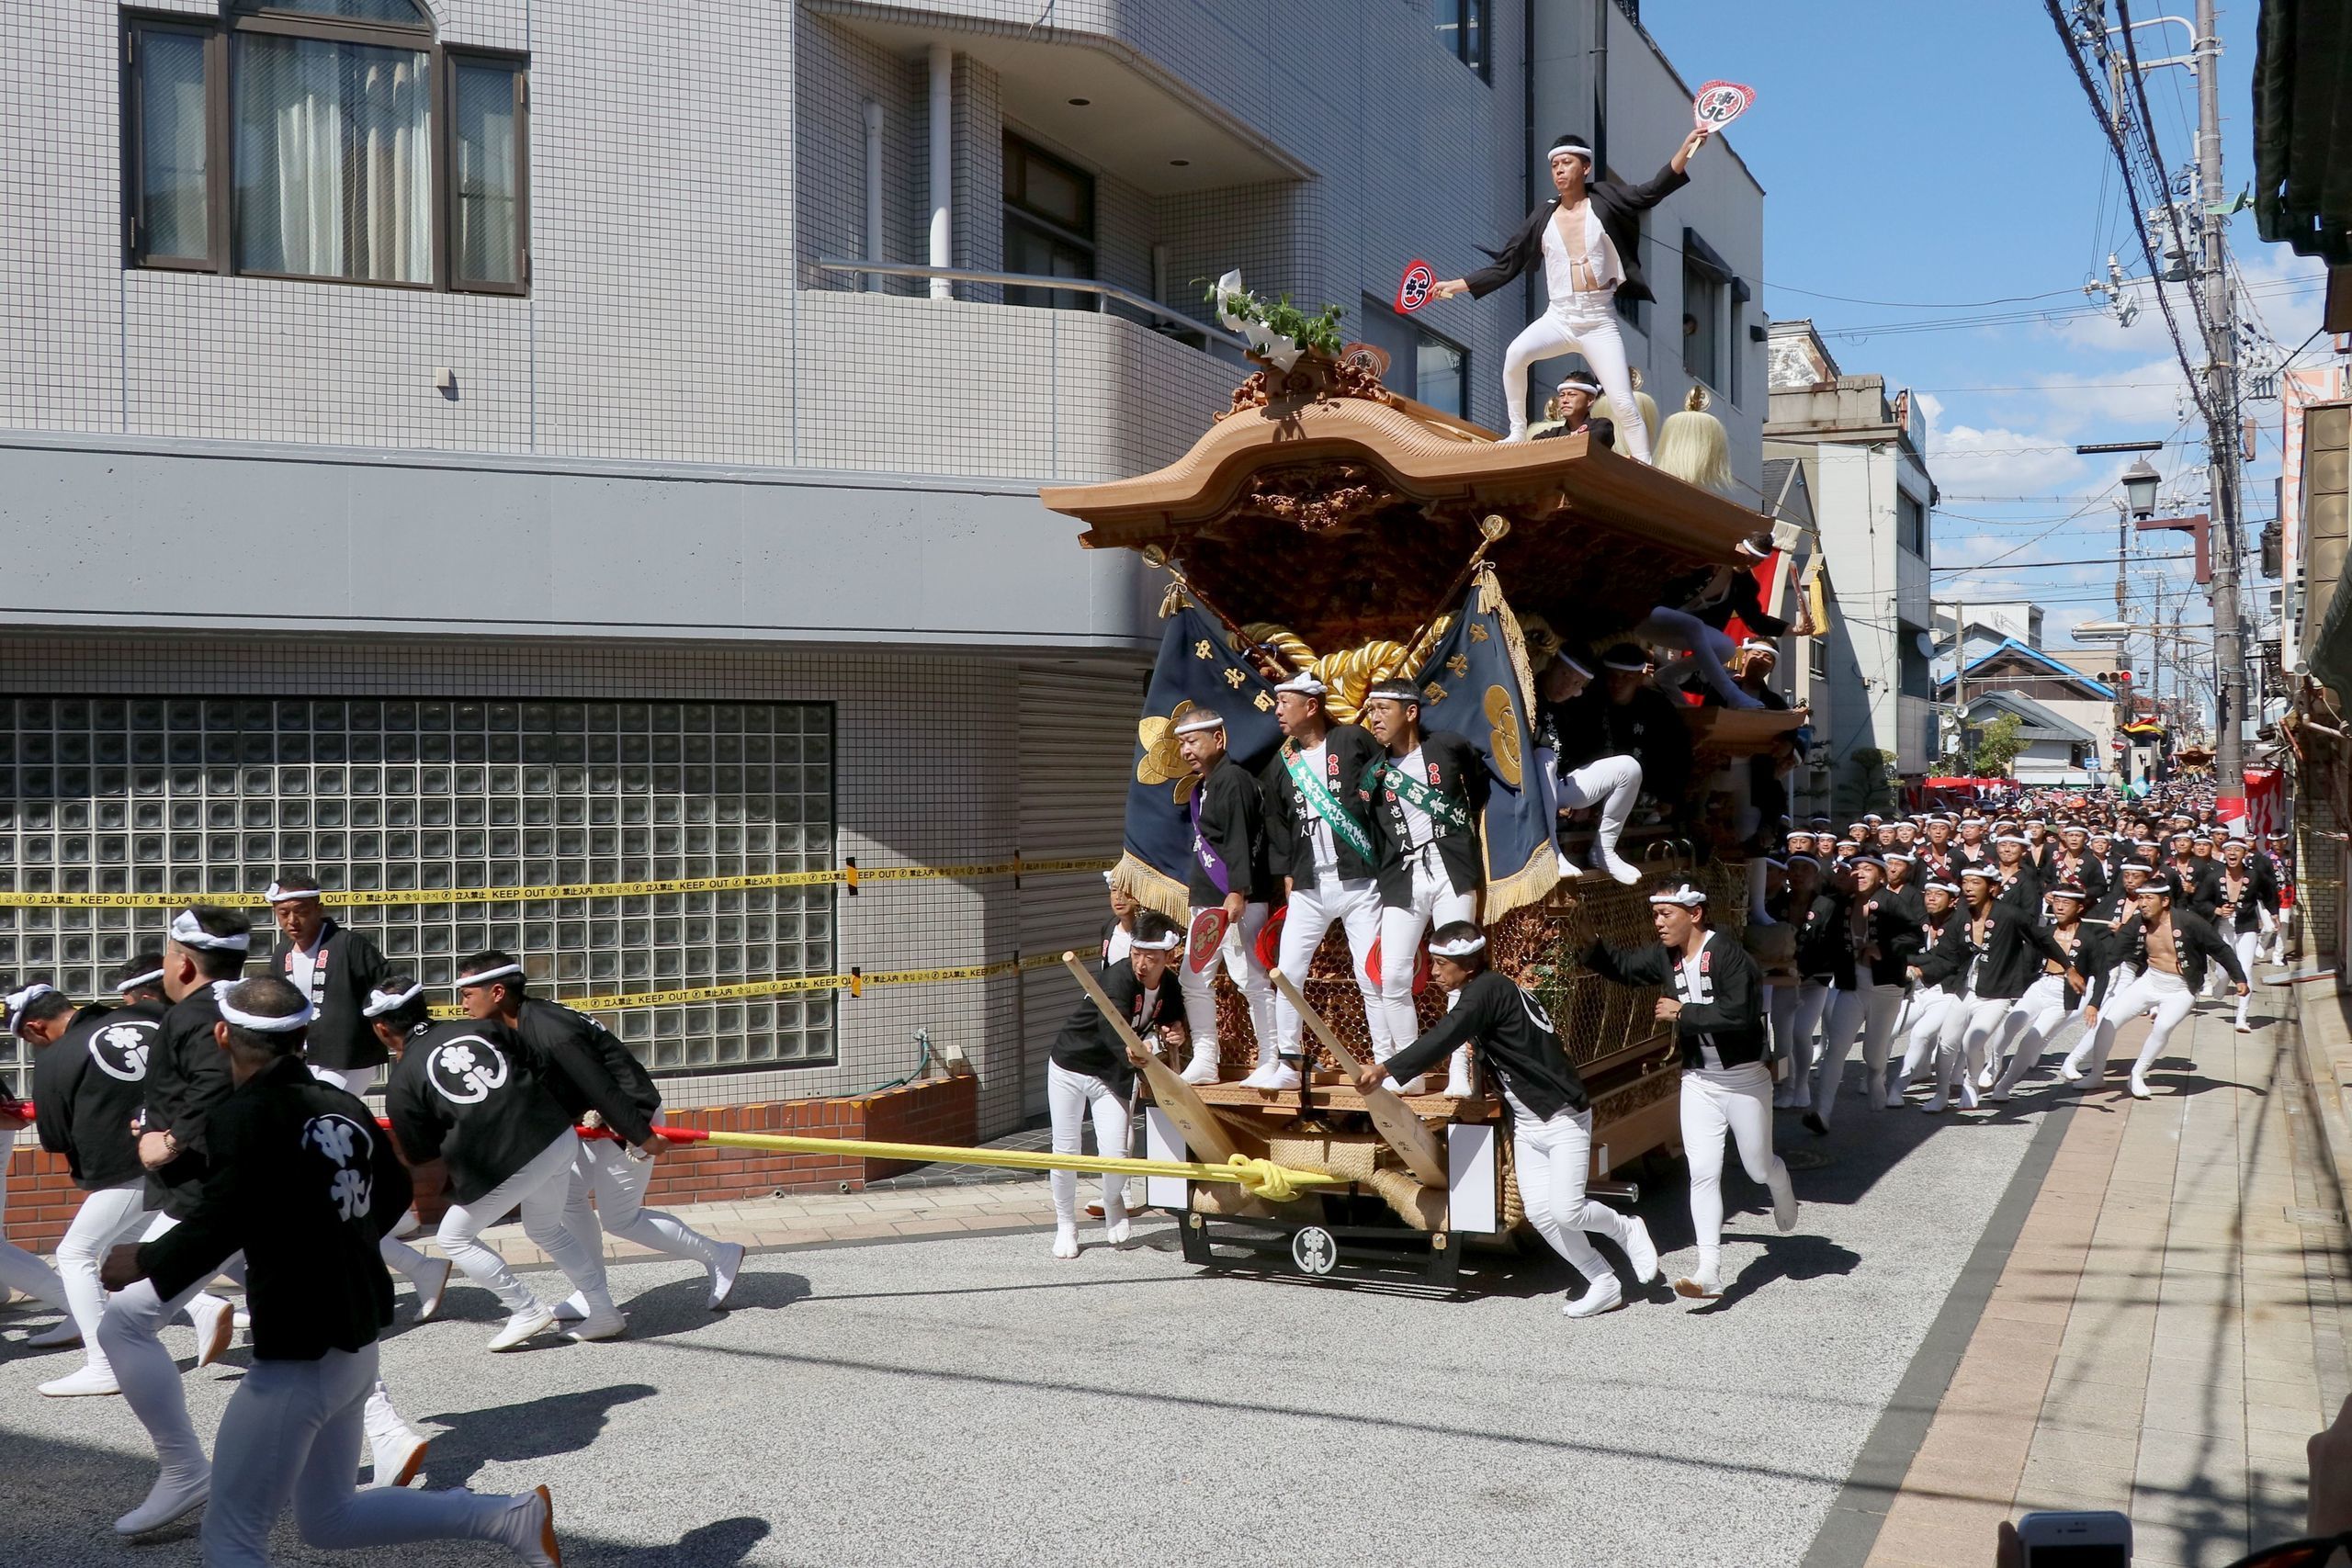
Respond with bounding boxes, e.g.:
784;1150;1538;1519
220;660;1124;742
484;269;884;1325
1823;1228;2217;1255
813;259;1254;355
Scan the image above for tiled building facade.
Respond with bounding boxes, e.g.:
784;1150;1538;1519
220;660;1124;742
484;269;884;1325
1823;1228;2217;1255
2;0;1764;1136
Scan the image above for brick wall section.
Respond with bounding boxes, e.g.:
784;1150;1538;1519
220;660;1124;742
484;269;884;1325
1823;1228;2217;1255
0;1073;978;1256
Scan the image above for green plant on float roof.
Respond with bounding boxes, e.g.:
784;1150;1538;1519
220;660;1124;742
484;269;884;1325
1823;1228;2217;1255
1198;279;1348;358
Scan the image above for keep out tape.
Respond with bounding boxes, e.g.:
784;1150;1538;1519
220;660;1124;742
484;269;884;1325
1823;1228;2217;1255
0;855;1117;910
419;947;1082;1017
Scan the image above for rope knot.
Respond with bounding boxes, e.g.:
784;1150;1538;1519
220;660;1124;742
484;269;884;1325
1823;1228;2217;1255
1226;1154;1301;1202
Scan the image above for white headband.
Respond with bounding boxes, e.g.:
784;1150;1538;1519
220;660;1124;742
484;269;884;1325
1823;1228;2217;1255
1170;712;1226;735
1994;834;2029;846
1429;931;1487;958
217;993;313;1033
1602;654;1649;672
170;910;251;953
264;882;322;904
1129;931;1183;953
454;963;525;988
1272;671;1327;697
1740;639;1777;654
1546;141;1591;163
1648;885;1707;908
1556;655;1594;681
1927;880;1961;894
115;967;164;994
1783;853;1819;868
5;983;59;1033
362;982;424;1019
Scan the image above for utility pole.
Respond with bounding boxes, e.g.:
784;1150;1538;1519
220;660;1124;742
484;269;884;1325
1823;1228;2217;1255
2195;0;2248;813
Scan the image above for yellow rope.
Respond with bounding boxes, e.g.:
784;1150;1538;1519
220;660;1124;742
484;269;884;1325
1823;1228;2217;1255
677;1127;1343;1201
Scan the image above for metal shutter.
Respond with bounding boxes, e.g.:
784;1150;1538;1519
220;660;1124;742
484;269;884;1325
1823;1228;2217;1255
1012;662;1146;1127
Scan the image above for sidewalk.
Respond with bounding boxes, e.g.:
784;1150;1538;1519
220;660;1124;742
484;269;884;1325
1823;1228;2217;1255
1840;1001;2352;1567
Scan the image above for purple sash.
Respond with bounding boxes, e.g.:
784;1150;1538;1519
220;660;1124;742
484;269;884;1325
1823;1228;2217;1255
1189;790;1233;896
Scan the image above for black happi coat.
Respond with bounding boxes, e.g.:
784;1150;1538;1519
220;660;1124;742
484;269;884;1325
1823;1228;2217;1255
271;919;395;1072
33;1000;161;1191
514;997;662;1145
2107;907;2247;993
1657;565;1790;638
140;1055;408;1361
1260;724;1385;890
1050;959;1180;1100
1463;160;1691;306
144;981;239;1219
1363;730;1487;908
1183;755;1274;908
1385;969;1589;1118
1993;861;2043;917
1582;930;1771;1069
383;1019;578;1204
2169;857;2223;919
1788;891;1852;988
2037;845;2109;908
2214;860;2280;934
1849;887;1926;988
1914;905;2076;1001
1555;684;1692;806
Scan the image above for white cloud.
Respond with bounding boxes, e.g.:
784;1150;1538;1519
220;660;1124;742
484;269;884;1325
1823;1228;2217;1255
1928;423;2088;496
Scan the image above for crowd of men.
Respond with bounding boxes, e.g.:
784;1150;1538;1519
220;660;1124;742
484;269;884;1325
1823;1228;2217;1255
0;653;2294;1560
0;878;757;1564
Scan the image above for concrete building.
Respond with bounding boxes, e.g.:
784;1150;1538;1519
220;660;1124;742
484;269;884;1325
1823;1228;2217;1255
1761;456;1832;821
1764;321;1938;815
0;1;1762;1134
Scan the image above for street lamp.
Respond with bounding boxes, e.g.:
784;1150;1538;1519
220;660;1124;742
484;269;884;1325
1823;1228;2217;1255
2120;457;2161;521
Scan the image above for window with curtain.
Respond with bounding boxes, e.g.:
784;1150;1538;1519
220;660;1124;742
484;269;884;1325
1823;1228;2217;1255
122;3;527;294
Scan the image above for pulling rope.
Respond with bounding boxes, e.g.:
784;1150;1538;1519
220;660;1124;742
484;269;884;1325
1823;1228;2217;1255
644;1124;1340;1202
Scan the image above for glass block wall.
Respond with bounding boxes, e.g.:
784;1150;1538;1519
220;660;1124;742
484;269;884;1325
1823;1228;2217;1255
0;696;836;1093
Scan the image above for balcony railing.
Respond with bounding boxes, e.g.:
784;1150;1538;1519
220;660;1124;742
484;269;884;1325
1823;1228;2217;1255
813;259;1254;357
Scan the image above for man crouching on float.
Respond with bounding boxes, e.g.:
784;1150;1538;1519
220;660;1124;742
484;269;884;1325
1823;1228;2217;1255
1351;921;1659;1318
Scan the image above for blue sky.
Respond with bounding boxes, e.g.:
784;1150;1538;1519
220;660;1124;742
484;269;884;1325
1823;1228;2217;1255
1636;1;2332;657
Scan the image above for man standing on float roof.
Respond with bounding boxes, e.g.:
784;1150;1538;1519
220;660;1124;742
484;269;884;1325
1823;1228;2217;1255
1170;708;1277;1088
1429;123;1714;449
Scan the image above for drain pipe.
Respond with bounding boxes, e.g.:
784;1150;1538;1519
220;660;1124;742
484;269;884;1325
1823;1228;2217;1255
927;44;953;300
863;100;884;290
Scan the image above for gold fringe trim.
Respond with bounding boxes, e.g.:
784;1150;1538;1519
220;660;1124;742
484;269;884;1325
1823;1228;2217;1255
1110;851;1193;925
1481;835;1560;923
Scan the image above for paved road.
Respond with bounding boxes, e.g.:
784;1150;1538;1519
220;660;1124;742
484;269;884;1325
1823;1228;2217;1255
2;1088;2055;1567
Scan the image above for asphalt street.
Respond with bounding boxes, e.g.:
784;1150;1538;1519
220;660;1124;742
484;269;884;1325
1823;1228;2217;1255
1;1086;2056;1567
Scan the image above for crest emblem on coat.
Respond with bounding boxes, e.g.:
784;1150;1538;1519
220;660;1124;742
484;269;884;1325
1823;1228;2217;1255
89;1020;156;1082
301;1112;376;1221
425;1035;511;1104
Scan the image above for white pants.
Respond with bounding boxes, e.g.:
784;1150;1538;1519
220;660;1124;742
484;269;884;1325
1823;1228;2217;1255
1935;996;2015;1093
1897;989;1955;1088
1993;990;2083;1096
203;1340;515;1566
1635;606;1757;709
1679;1064;1792;1278
1179;902;1275;1066
54;1180;153;1377
2233;931;2259;1027
566;1136;719;1271
1812;985;1906;1123
2069;967;2197;1084
435;1130;612;1316
0;1127;69;1309
1502;294;1651;460
1514;1107;1637;1285
1046;1061;1130;1231
1772;981;1832;1107
1556;754;1644;864
1276;877;1387;1055
1377;848;1479;1071
98;1224;248;1479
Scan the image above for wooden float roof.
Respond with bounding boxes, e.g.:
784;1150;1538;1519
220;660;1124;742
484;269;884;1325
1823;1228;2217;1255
1040;389;1772;652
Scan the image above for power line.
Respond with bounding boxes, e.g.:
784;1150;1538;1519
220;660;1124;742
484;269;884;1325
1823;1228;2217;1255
1932;552;2196;571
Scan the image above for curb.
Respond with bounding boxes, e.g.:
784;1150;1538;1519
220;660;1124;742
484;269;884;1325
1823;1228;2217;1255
2281;977;2352;1216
